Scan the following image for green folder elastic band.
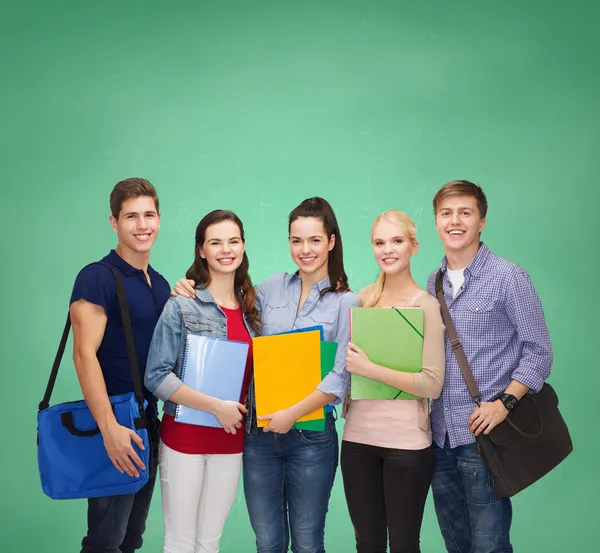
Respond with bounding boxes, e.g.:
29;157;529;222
390;308;423;398
393;308;424;339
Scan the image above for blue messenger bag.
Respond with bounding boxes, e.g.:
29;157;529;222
37;268;150;500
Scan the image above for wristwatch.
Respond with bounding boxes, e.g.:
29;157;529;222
497;393;519;412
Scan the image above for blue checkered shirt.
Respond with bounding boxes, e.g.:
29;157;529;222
427;243;553;448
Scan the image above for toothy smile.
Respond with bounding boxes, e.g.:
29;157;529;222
217;257;235;265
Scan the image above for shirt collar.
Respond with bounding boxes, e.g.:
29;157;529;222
194;287;215;303
193;286;243;305
106;249;158;278
288;271;331;291
440;242;491;276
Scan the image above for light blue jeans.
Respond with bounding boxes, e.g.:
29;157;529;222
243;413;338;553
432;442;513;553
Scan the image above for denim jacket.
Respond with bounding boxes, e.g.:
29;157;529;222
144;287;257;434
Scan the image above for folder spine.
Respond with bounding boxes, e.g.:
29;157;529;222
175;334;192;419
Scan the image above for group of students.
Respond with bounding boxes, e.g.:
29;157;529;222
68;177;553;553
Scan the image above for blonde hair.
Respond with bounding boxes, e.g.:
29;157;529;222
358;210;418;307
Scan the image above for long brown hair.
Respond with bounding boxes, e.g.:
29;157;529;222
288;197;350;297
186;210;260;333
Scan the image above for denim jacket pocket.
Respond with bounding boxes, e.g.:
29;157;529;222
182;315;225;337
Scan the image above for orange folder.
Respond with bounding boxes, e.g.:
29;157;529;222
252;330;322;427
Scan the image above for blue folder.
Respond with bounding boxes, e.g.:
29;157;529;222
175;334;249;428
275;325;324;340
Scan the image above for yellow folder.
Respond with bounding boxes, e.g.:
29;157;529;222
252;330;323;427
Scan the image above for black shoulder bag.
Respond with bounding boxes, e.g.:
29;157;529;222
435;271;573;497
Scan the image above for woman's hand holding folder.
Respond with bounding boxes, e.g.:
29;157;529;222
214;400;247;434
259;408;298;434
345;342;375;377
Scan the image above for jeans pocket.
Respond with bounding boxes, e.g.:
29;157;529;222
295;419;335;445
460;459;495;505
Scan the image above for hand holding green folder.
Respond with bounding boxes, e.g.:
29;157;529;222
350;307;424;400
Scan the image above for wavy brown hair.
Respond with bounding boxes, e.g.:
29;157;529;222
186;210;261;333
288;197;350;297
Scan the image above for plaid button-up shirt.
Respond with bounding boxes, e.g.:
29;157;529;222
427;243;553;448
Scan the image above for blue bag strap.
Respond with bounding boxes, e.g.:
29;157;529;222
39;264;145;415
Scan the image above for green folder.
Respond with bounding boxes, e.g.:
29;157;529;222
294;341;338;431
350;307;424;400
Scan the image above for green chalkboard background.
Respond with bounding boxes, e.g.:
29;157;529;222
1;0;596;551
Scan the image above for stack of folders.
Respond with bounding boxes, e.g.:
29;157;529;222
252;327;338;432
174;334;249;428
350;307;424;400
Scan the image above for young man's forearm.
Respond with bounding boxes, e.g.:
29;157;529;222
504;380;529;401
73;349;117;432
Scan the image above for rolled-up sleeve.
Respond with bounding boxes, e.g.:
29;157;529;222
505;267;553;392
317;292;360;403
145;298;185;401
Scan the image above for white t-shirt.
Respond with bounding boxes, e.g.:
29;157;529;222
447;268;465;299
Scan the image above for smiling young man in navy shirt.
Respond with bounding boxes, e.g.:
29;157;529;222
69;178;171;553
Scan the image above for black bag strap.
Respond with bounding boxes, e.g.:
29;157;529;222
112;268;145;413
39;266;145;413
435;270;482;406
38;314;71;411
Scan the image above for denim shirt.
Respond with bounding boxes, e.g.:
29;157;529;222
144;287;256;431
256;272;360;405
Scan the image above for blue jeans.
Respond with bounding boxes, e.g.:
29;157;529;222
81;416;160;553
432;442;513;553
243;413;338;553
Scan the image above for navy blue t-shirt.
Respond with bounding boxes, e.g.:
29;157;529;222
70;250;170;414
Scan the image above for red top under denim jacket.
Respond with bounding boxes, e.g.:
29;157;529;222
160;306;253;455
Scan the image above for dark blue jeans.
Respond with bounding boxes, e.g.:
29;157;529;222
432;442;513;553
243;413;338;553
81;416;160;553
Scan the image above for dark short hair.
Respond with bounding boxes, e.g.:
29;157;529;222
109;178;159;219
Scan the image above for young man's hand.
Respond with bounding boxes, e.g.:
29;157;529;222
102;421;146;477
468;401;508;436
172;279;196;297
